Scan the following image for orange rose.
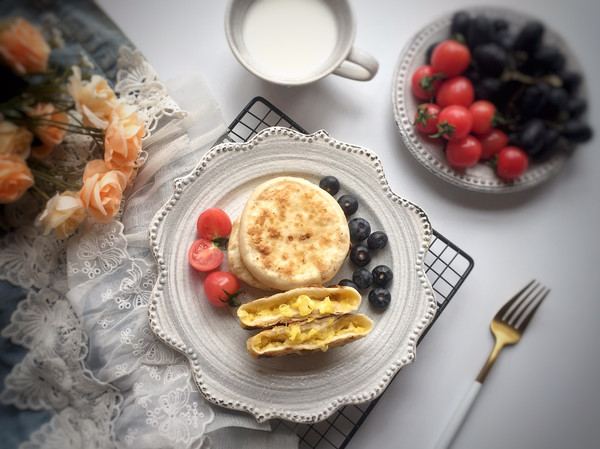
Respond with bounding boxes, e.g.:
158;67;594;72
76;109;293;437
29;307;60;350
104;104;144;181
35;191;86;239
79;160;127;224
67;66;118;129
0;121;33;159
28;103;69;158
0;17;50;75
0;155;34;204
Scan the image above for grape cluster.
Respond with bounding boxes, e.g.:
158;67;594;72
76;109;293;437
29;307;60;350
434;10;592;160
319;176;392;310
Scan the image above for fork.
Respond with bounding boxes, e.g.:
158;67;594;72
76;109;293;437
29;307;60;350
433;280;550;449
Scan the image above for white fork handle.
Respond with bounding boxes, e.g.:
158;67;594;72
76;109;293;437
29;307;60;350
433;381;483;449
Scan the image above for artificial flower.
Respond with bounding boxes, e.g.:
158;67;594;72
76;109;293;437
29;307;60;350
67;66;118;129
0;16;146;238
27;102;69;158
0;17;50;75
0;155;34;203
0;120;33;159
104;103;144;177
79;159;127;224
35;190;86;239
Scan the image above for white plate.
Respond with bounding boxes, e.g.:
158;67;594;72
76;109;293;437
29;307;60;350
148;127;437;423
392;7;583;193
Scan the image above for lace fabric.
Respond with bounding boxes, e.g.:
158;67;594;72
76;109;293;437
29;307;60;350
0;47;298;448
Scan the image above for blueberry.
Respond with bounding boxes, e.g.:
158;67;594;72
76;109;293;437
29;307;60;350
367;231;388;250
372;265;393;287
319;175;340;195
348;217;371;243
352;268;373;289
338;279;358;290
338;195;358;216
369;288;391;310
349;244;371;267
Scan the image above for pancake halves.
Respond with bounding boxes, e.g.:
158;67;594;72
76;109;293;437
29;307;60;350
238;176;350;291
237;285;362;329
246;313;373;359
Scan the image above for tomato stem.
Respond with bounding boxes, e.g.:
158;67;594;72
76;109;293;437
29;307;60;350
413;104;437;127
419;72;445;100
213;237;229;251
220;288;244;307
430;120;456;139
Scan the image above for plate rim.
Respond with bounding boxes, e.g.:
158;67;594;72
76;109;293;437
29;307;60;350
391;6;581;194
147;126;438;423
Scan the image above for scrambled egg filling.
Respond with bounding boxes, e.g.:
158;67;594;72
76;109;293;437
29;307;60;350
239;294;354;322
253;320;366;352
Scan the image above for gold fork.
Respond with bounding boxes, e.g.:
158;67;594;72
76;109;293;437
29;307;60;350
433;280;550;449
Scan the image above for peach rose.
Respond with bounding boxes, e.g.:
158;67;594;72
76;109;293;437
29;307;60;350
0;155;34;203
0;121;33;159
104;104;144;180
35;190;86;239
79;159;127;224
67;66;118;129
0;17;50;75
28;103;69;158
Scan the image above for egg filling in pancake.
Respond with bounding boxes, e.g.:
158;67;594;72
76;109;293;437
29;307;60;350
237;286;361;328
246;313;373;358
238;176;350;290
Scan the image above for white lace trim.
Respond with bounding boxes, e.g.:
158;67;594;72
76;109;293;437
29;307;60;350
0;48;195;449
1;46;293;449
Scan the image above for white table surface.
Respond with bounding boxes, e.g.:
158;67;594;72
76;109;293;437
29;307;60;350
96;1;600;448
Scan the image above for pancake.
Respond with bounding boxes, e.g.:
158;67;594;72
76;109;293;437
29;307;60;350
238;176;350;291
227;217;273;290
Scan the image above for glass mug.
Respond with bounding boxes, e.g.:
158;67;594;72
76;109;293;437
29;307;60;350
225;0;379;86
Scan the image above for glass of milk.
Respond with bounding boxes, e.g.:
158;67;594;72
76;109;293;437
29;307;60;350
225;0;378;86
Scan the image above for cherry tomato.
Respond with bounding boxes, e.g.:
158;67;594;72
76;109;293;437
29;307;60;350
413;103;441;134
188;238;223;272
435;105;473;140
411;65;444;100
469;100;497;135
478;129;509;160
204;271;242;307
445;136;482;168
436;76;475;108
496;146;529;179
431;40;471;77
196;208;232;241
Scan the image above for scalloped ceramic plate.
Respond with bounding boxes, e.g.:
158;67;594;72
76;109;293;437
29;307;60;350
148;127;437;423
392;7;584;193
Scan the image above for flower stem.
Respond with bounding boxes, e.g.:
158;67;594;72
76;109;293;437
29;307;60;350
30;168;80;192
31;183;51;201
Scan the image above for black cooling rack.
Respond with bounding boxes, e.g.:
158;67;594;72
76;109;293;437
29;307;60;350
221;97;474;449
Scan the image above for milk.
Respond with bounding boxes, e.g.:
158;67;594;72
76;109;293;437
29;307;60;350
242;0;338;79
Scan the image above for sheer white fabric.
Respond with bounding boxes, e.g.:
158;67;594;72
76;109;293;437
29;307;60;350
0;47;297;449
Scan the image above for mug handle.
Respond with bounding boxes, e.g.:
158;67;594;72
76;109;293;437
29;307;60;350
333;47;379;81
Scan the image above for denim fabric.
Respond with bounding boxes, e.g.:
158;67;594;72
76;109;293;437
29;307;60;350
0;281;52;447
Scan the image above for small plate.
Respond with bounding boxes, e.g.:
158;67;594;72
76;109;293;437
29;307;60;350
392;7;583;193
148;127;437;423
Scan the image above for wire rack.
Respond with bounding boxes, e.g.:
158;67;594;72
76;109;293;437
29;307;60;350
221;97;474;449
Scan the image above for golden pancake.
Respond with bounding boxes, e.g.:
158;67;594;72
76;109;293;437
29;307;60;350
238;176;350;290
